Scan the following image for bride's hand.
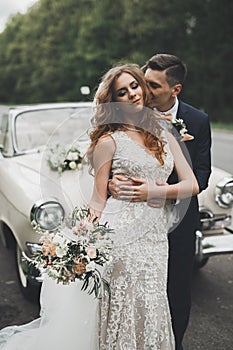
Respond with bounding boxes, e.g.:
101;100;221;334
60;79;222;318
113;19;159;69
89;205;102;223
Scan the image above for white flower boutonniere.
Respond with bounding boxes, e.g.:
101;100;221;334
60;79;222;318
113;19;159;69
172;118;194;142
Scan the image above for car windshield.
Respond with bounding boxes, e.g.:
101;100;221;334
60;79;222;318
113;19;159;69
14;106;93;153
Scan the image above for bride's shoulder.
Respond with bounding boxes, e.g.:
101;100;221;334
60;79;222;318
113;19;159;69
161;129;174;143
95;133;116;153
97;133;113;143
97;130;123;143
162;130;181;158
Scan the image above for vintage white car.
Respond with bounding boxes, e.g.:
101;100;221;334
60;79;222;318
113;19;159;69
0;103;232;301
0;103;95;300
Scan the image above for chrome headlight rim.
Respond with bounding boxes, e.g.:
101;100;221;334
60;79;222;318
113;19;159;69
30;199;65;232
215;177;233;209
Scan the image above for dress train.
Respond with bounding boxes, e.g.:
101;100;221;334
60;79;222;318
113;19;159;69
0;275;99;350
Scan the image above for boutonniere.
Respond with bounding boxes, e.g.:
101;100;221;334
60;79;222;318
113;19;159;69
172;118;194;142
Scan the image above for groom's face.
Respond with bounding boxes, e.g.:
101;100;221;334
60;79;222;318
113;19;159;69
144;68;176;112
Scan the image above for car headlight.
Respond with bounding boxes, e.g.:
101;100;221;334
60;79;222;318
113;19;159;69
215;177;233;208
30;200;65;231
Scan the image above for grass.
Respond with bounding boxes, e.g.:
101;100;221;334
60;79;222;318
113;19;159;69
211;122;233;131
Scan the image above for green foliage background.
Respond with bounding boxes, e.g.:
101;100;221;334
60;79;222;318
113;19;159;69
0;0;232;122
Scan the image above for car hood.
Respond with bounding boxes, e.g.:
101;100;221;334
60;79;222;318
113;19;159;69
0;152;94;218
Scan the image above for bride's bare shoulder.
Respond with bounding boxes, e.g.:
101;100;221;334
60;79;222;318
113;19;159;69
94;134;116;155
97;133;114;144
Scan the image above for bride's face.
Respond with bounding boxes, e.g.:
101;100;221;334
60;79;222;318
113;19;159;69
113;72;144;115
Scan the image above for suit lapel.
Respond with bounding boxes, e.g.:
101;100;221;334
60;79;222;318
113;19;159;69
177;100;188;123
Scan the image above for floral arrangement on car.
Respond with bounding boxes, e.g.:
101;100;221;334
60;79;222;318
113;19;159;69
172;118;194;142
29;207;113;297
46;143;83;174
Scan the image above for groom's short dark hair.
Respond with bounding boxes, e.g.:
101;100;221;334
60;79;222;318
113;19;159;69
142;54;187;87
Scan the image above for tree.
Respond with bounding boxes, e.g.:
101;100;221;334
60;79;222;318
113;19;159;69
0;0;232;123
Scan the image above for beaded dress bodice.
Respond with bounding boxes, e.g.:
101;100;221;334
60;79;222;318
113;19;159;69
111;130;173;182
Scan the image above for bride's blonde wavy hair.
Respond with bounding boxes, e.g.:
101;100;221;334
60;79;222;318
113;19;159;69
86;64;166;171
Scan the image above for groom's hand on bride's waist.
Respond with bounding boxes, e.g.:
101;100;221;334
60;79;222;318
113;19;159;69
109;175;148;202
108;174;135;199
109;176;173;205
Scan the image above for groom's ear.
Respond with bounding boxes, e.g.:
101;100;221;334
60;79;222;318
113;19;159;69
171;84;182;97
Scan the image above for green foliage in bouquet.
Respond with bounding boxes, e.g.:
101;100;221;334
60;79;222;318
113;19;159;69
26;207;113;298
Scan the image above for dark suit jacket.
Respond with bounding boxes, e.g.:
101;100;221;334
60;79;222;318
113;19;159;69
168;100;212;243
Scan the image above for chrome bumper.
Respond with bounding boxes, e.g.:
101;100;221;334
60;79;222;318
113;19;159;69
196;230;233;259
200;213;232;233
196;213;233;259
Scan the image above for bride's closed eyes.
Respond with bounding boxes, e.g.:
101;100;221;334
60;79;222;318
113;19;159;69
116;81;139;97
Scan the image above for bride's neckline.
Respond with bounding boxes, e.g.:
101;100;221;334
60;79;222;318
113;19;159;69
119;130;158;161
123;125;142;133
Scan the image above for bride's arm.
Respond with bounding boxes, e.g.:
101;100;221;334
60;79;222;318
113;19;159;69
152;131;199;199
89;136;115;220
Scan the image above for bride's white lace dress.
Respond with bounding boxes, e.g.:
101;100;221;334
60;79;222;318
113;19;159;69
0;131;175;350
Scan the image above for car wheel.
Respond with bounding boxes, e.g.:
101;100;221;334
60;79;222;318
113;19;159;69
15;244;41;302
1;223;16;249
194;257;209;269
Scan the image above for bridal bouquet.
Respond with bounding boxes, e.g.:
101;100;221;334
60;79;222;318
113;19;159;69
29;207;113;297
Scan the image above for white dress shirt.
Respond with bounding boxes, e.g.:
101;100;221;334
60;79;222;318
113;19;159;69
153;97;179;122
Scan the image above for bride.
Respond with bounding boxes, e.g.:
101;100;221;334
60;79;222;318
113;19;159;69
0;64;198;350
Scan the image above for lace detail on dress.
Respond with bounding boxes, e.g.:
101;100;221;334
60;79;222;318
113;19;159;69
99;131;175;349
102;131;174;245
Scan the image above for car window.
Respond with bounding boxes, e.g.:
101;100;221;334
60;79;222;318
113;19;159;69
14;107;93;152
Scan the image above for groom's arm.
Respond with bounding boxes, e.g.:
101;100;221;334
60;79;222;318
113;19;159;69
109;176;172;207
193;114;212;192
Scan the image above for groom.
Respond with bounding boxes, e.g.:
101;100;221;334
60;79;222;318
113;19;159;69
109;54;212;350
